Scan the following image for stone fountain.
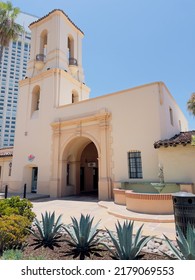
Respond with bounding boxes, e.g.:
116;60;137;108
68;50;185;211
151;164;166;193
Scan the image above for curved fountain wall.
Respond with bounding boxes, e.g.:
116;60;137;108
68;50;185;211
113;183;180;215
125;190;173;214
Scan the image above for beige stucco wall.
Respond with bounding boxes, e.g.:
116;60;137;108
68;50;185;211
157;145;195;192
11;69;90;194
8;10;189;200
53;82;186;185
10;80;188;199
158;83;188;139
0;156;12;192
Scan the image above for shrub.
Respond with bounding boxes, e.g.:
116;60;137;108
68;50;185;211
0;196;35;222
104;220;152;260
63;214;103;260
29;211;64;249
1;249;47;260
1;249;23;260
0;215;30;254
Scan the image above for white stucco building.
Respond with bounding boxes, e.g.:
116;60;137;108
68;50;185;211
0;9;194;199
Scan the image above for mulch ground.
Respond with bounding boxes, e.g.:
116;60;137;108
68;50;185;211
22;234;169;260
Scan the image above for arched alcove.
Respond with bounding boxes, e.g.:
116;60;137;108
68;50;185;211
31;85;40;115
40;29;48;56
72;90;79;103
61;136;99;197
67;35;74;60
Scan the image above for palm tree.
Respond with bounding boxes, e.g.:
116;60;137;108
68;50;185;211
187;93;195;117
0;1;24;63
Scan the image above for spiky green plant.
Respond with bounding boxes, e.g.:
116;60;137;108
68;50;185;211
63;214;102;260
29;211;64;250
104;220;152;260
163;223;195;260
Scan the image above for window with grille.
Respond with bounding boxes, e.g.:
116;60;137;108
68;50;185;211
128;151;143;179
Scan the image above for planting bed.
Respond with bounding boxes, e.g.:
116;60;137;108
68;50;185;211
20;233;169;260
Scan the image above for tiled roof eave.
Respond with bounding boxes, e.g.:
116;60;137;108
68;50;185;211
154;140;192;149
0;153;13;158
29;9;84;35
154;130;195;149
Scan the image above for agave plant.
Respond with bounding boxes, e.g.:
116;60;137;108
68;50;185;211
104;220;152;260
29;211;64;249
63;214;103;260
163;223;195;260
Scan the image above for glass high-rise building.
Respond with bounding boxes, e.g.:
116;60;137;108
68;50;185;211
0;12;38;148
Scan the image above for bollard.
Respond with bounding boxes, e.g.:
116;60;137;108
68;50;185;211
23;184;27;198
4;185;8;199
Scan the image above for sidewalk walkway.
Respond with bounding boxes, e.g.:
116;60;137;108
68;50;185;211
0;192;49;200
31;196;176;240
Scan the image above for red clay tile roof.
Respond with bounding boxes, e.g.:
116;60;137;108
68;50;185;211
0;147;13;158
29;9;84;35
154;131;195;148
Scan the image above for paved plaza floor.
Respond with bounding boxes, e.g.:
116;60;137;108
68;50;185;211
32;195;176;240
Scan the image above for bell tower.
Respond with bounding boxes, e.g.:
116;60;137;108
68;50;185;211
26;9;89;104
10;9;90;195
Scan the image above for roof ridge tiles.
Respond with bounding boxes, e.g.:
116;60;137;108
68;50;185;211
154;130;195;149
29;9;84;35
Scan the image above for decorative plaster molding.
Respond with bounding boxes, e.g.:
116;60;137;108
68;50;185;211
51;109;111;130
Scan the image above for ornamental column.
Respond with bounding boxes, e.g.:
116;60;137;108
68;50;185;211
98;110;112;200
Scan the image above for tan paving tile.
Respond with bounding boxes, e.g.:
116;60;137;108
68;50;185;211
32;197;176;240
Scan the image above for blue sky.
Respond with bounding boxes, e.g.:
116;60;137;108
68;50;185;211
11;0;195;129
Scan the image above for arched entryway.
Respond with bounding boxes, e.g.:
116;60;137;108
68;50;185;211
60;136;99;197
